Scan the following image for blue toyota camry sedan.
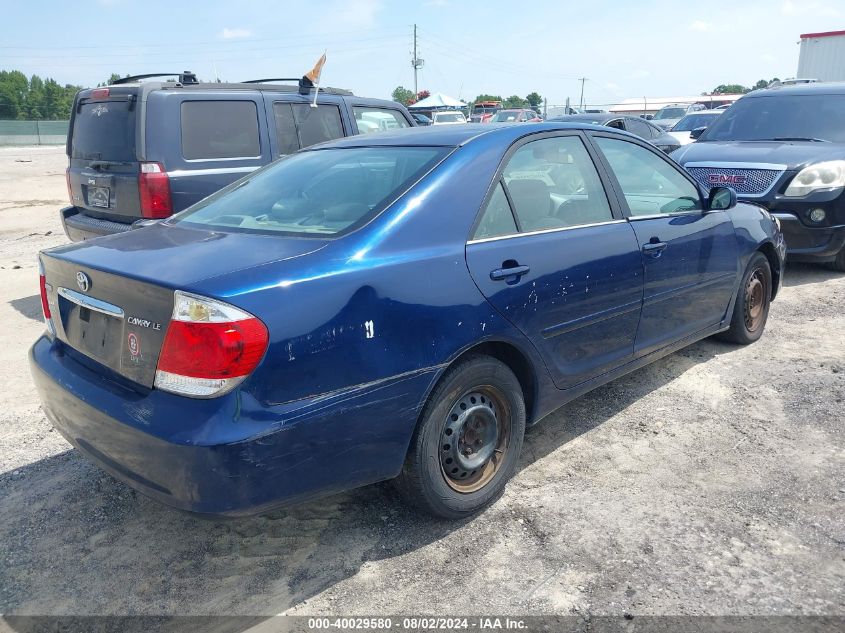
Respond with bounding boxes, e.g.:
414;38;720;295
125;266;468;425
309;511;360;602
31;123;786;519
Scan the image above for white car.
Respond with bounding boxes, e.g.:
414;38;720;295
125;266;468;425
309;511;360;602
668;109;723;145
431;110;467;125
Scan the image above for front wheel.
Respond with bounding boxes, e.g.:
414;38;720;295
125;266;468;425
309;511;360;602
396;356;526;519
829;246;845;272
718;252;772;345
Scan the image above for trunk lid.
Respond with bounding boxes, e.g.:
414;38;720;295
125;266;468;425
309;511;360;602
67;86;143;223
42;255;172;388
42;224;329;387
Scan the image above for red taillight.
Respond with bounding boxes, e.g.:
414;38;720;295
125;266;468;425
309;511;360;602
154;291;268;398
90;88;110;100
138;162;172;219
38;257;55;336
158;319;268;380
39;273;51;320
65;167;72;204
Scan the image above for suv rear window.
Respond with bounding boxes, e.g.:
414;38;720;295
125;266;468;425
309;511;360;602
181;101;260;160
171;146;449;236
71;100;136;161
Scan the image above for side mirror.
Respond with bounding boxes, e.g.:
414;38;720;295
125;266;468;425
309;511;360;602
690;126;707;140
708;186;737;211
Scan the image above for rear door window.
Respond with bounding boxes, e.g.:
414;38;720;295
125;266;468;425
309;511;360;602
71;100;136;161
502;135;612;231
181;101;260;160
273;103;345;154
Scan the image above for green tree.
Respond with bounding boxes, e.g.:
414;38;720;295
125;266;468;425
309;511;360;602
525;92;542;108
391;86;415;105
713;84;749;94
0;83;21;119
503;94;528;108
473;93;502;103
25;75;44;119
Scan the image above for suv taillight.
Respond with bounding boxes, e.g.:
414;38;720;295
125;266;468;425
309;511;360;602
138;162;173;219
65;167;72;204
155;291;269;398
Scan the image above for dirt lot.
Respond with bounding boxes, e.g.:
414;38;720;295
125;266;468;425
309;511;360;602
0;146;843;620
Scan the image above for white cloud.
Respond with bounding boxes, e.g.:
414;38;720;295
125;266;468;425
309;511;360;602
690;20;712;32
632;69;651;79
221;27;252;40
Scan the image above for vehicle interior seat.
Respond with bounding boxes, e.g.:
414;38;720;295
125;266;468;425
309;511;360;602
506;179;562;230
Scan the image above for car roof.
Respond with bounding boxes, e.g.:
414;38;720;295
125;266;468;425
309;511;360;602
550;113;622;123
745;81;845;97
680;109;723;115
307;121;617;149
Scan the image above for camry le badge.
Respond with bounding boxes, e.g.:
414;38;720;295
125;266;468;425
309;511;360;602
76;271;90;292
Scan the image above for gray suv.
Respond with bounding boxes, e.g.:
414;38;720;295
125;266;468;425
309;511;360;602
62;72;415;241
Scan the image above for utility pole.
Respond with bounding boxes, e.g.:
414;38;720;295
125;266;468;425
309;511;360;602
578;77;588;110
411;24;424;95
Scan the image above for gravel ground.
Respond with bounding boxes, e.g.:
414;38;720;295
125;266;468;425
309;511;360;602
0;147;843;621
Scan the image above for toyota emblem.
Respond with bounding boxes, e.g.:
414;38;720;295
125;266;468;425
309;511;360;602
76;271;90;292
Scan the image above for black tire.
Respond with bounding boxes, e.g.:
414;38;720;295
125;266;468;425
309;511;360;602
718;251;772;345
828;246;845;272
396;355;526;519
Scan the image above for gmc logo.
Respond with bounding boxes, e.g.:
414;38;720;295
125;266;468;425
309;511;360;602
709;173;747;185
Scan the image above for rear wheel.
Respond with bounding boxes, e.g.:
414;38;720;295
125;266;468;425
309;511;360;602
396;356;526;519
829;246;845;272
718;252;772;345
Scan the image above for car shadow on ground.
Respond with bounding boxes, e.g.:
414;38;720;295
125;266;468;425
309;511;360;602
782;262;841;288
0;337;729;629
8;294;42;322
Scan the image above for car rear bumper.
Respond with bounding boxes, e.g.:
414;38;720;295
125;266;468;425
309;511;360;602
30;335;433;516
60;206;134;242
771;213;845;262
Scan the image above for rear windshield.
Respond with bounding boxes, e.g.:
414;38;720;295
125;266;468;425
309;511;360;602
701;94;845;143
672;113;720;131
434;112;465;123
491;110;522;122
171;146;450;236
654;107;686;120
71;100;136;161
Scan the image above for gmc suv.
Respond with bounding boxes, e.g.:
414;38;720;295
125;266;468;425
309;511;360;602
673;82;845;271
62;72;415;241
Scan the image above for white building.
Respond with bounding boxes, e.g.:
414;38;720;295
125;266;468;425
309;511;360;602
797;30;845;81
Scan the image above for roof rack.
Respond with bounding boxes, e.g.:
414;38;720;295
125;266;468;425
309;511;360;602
112;71;198;85
241;78;301;84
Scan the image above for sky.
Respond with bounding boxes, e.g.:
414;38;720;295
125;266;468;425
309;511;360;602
1;0;842;108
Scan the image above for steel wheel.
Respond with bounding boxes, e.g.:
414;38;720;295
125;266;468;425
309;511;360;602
396;355;526;519
744;267;768;333
440;387;511;493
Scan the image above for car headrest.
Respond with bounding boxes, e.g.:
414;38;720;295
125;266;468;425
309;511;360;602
507;179;551;220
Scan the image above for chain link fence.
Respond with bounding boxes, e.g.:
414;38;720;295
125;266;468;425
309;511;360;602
0;120;68;146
